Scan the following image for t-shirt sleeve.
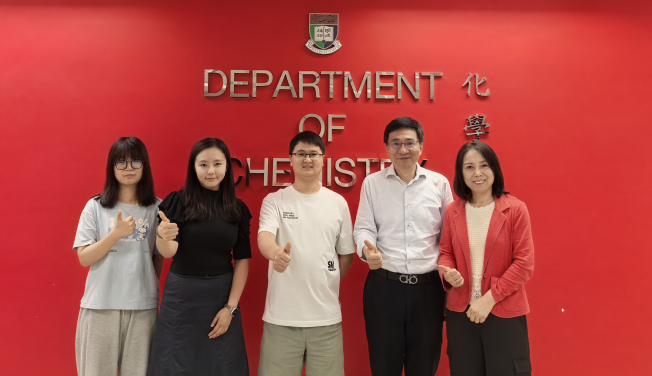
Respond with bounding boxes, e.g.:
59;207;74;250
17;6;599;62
73;199;99;250
233;200;253;260
258;194;279;236
158;191;184;242
336;197;355;255
232;234;252;260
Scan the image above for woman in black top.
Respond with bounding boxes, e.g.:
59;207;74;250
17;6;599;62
148;138;252;376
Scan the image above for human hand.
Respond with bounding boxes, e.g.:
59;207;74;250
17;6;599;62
362;240;383;270
438;265;464;288
208;307;233;338
467;291;496;324
157;211;179;241
112;210;136;238
273;242;291;273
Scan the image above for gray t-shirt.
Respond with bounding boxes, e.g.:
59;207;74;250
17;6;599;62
73;198;161;310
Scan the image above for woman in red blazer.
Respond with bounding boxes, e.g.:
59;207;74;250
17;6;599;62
438;141;534;376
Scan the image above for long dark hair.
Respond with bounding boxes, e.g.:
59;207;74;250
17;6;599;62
453;141;509;200
96;137;156;208
182;138;241;222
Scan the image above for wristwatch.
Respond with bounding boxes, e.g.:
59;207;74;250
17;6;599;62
224;304;239;317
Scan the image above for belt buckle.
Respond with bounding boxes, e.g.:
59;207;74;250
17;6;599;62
399;274;418;284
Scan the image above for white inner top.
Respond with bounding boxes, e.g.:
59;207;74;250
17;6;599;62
465;201;495;305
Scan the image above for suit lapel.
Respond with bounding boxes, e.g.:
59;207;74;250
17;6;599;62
482;196;509;272
453;202;472;276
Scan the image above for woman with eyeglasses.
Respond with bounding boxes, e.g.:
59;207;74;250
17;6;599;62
73;137;163;376
148;138;252;376
438;141;534;376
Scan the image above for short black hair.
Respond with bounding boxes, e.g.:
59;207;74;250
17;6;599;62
289;131;325;155
453;141;509;200
383;117;424;144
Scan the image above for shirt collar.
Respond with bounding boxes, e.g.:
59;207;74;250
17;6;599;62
384;163;427;180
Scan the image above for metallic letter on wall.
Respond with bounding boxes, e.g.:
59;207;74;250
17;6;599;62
357;158;379;177
319;159;333;186
375;72;395;99
273;70;298;98
464;114;490;140
252;70;273;98
397;72;419;100
246;158;268;187
232;157;243;186
299;114;325;137
321;71;342;98
272;158;292;187
462;73;490;97
421;72;443;100
230;70;250;98
327;114;346;142
335;158;357;187
343;72;371;99
204;69;227;97
299;71;321;98
327;158;332;186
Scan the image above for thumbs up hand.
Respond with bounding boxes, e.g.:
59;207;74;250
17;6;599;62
362;240;383;270
438;265;464;288
157;211;179;241
112;210;136;238
273;242;291;273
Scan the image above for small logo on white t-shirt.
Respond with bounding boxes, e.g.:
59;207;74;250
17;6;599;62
327;261;336;271
282;212;299;219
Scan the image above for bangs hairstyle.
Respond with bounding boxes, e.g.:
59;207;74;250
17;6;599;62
453;141;509;200
96;137;156;208
183;138;241;223
289;131;325;155
383;117;424;144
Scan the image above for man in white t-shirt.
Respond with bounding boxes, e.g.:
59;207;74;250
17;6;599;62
257;131;355;376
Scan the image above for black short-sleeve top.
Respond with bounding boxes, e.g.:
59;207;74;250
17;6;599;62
158;190;253;276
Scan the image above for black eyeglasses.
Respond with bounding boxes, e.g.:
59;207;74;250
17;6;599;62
114;160;143;170
292;153;323;160
387;141;419;149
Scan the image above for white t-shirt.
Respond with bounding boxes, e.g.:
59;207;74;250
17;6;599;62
73;198;161;310
258;186;355;327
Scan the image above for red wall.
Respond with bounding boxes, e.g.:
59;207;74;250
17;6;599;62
2;1;651;375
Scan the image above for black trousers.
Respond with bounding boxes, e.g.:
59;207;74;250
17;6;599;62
446;308;532;376
363;270;446;376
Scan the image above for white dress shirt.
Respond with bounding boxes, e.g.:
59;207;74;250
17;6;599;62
354;164;454;274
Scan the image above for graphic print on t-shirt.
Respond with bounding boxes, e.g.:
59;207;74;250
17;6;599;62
282;211;298;219
107;217;151;242
327;260;336;271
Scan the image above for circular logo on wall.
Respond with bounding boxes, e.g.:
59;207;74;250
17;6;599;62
305;13;342;55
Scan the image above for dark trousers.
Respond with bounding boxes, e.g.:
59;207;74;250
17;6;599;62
148;272;249;376
363;270;445;376
446;308;532;376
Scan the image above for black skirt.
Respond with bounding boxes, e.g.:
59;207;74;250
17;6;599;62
148;272;249;376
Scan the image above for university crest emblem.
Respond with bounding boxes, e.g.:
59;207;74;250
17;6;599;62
305;13;342;54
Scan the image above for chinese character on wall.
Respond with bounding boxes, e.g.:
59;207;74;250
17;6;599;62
465;114;490;140
462;73;490;97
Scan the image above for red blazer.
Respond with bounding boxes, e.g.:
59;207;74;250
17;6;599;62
438;195;534;318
